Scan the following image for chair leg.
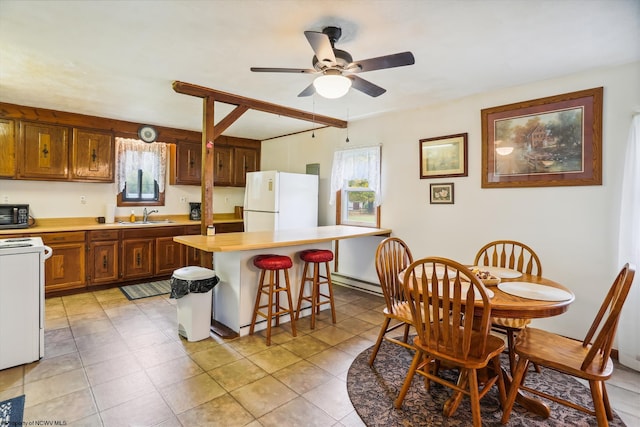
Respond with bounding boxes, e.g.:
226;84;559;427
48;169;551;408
265;270;274;345
491;355;507;408
295;261;310;320
323;261;337;323
501;356;530;424
444;369;467;417
589;380;610;427
368;316;391;366
394;349;423;409
468;369;482;427
282;268;297;337
249;269;266;335
506;330;517;376
603;382;613;421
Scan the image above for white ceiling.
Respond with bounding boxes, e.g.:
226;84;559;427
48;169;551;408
1;0;639;141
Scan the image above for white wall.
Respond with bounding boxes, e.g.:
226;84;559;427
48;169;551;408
261;61;640;341
0;176;245;219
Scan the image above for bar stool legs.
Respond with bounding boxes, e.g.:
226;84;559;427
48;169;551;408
249;254;297;345
295;249;336;329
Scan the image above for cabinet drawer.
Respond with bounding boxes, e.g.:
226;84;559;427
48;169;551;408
41;231;86;244
88;230;119;241
215;222;244;233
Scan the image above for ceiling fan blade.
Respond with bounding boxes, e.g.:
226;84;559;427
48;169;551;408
348;75;386;97
297;83;315;97
348;51;415;73
304;31;336;66
250;67;317;74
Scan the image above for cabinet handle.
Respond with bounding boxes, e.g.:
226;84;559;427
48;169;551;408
42;144;49;159
91;149;97;163
136;253;141;266
103;255;107;269
243;156;247;171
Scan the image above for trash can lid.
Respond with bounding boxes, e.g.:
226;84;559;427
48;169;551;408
173;266;216;281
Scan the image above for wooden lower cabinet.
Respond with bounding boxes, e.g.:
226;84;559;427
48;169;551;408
121;238;154;280
156;236;184;275
39;231;86;293
88;230;119;285
31;221;241;295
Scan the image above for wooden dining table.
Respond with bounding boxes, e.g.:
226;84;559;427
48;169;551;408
400;266;575;419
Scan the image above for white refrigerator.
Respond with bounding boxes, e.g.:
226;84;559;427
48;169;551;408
244;171;318;232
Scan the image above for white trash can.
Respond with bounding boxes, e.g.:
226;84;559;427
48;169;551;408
171;266;218;342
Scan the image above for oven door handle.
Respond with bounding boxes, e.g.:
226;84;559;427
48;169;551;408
43;245;53;260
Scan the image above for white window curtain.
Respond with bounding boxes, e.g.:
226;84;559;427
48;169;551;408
617;114;640;371
330;146;381;205
115;137;167;193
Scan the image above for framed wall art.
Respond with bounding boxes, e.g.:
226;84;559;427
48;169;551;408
420;133;468;179
481;87;603;188
429;183;454;204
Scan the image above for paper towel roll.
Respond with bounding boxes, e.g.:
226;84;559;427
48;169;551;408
105;204;115;223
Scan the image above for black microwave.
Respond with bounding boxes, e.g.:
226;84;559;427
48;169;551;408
0;204;30;229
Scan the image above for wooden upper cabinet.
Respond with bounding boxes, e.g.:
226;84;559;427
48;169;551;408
170;141;202;185
0;119;16;178
214;145;234;186
233;146;259;187
71;128;114;182
18;121;69;179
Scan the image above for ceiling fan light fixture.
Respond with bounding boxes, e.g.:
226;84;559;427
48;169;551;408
313;73;352;99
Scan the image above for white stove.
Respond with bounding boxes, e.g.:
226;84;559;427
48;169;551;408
0;236;52;369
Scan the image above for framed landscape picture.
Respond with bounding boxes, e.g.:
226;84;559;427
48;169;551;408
420;133;468;179
481;87;603;188
429;183;454;204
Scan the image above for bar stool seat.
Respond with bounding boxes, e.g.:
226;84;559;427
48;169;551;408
295;249;336;329
249;254;297;345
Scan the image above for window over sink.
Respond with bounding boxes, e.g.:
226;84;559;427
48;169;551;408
115;138;167;206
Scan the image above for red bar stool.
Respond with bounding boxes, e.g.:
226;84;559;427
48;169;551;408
295;249;336;329
249;254;297;345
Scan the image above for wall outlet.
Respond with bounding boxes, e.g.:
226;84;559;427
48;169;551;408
179;196;187;203
80;195;87;204
1;195;8;203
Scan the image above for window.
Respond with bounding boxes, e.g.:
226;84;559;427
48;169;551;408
340;179;378;226
331;146;381;227
115;137;167;206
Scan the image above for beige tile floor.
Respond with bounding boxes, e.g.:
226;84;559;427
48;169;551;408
1;284;638;426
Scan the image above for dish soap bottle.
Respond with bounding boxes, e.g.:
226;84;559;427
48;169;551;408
129;210;136;223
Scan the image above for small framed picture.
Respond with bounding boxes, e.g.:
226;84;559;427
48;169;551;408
420;133;468;179
430;183;454;204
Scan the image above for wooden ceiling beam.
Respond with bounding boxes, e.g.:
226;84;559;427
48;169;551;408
213;105;249;140
173;81;347;129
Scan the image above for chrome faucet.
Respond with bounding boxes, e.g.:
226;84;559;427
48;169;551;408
143;208;158;222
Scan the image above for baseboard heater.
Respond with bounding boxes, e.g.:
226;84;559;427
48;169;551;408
331;272;382;296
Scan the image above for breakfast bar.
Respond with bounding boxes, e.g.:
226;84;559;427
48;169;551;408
174;225;391;336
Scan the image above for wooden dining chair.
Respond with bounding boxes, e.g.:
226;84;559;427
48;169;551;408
368;237;415;367
394;257;507;427
501;263;635;427
474;239;542;374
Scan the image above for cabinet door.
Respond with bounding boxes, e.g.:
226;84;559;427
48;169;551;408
155;236;184;276
0;119;16;178
71;128;114;182
213;145;233;186
122;238;154;280
173;141;201;185
233;147;259;186
19;121;69;179
89;240;119;284
44;242;86;292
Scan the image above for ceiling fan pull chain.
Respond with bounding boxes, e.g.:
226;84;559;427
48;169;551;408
345;107;350;143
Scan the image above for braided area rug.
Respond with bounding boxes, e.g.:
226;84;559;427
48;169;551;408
347;340;626;426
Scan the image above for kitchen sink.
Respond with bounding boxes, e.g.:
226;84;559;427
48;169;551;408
118;219;175;225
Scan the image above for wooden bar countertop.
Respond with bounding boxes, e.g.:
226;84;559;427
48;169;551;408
173;225;392;252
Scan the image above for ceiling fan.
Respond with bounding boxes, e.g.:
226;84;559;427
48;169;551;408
250;26;415;98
